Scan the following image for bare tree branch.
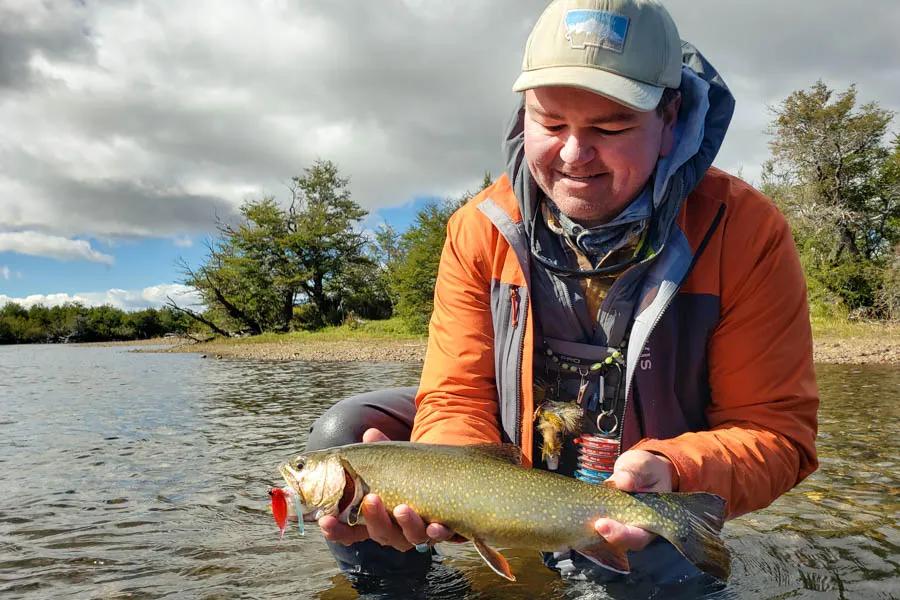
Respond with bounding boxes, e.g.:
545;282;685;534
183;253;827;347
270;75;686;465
203;272;264;335
165;295;233;337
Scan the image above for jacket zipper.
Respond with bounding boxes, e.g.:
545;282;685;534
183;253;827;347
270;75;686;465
509;284;526;446
617;204;727;454
514;292;526;448
616;291;678;454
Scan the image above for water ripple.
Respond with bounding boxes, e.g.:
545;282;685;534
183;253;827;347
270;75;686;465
0;346;897;598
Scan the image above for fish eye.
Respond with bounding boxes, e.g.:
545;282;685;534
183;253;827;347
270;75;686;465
293;459;305;470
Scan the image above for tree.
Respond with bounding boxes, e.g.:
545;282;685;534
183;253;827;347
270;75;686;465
0;302;187;344
285;159;379;327
173;159;383;333
872;136;900;318
179;197;301;334
763;82;899;315
389;173;494;332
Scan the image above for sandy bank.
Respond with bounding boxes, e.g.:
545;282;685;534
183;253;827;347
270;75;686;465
147;333;899;365
811;336;899;365
154;337;427;363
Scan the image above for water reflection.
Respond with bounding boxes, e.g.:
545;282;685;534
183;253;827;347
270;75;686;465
0;346;897;599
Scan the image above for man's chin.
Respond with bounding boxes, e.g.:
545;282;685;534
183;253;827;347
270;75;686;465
548;187;630;225
550;198;610;225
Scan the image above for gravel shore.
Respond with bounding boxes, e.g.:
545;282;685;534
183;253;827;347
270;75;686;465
153;338;428;363
140;333;900;365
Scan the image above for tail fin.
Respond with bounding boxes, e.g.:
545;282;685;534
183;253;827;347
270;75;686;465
633;492;731;581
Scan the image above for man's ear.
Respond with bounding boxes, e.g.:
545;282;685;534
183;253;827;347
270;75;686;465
658;91;682;157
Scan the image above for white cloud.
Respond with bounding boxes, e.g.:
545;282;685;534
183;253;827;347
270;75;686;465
0;0;898;243
0;283;202;311
1;265;9;280
0;231;114;265
0;0;541;240
172;236;194;248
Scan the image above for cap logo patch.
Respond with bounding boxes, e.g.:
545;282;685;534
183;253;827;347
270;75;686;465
564;10;629;53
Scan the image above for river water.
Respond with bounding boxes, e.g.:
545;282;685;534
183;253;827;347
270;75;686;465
0;345;897;599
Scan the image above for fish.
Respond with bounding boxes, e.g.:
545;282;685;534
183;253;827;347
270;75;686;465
277;441;730;582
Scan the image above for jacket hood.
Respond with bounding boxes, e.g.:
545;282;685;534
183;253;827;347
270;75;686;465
502;42;735;253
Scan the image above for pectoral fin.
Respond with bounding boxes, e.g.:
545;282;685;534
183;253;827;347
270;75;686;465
574;539;631;574
473;538;516;581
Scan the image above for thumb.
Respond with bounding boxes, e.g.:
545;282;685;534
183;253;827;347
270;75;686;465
607;468;639;492
362;428;390;443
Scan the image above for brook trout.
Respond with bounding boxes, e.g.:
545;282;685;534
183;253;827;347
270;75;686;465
278;441;730;581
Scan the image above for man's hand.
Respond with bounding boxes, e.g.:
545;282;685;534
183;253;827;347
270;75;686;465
318;428;457;551
594;449;676;552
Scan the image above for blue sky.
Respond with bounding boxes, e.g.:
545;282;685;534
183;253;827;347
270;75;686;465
0;195;445;306
1;0;898;309
0;237;206;298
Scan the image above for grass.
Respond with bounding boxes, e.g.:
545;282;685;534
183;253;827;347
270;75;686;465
810;314;900;340
201;314;896;347
219;317;425;345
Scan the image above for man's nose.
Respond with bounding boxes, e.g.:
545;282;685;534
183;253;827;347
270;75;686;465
559;132;595;165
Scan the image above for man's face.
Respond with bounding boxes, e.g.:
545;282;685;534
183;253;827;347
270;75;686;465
523;86;680;225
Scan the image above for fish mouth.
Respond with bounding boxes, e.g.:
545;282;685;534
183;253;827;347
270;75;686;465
278;463;321;522
279;460;363;524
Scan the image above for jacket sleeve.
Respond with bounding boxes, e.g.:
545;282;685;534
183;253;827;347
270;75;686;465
410;208;503;446
634;197;819;518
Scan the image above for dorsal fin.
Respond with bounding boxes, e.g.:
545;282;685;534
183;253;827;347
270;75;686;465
467;443;522;464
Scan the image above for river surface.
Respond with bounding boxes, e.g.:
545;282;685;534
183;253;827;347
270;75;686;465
0;345;897;599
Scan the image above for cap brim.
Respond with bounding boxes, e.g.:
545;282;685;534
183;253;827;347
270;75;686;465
512;66;663;112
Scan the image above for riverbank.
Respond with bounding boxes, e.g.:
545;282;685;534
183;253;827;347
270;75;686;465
808;316;900;364
140;317;900;365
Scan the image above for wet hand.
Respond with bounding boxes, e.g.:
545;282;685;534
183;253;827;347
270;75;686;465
318;428;457;551
594;449;675;552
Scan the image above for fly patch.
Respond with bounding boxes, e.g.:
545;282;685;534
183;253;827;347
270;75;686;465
564;10;629;53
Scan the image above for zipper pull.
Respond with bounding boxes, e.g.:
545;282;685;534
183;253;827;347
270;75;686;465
509;287;520;328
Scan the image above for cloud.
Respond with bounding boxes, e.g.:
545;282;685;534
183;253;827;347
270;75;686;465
0;0;96;89
1;265;9;280
0;0;545;242
0;283;203;311
0;0;898;244
0;231;114;265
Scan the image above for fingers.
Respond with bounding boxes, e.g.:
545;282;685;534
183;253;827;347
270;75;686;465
597;450;672;553
426;522;458;543
606;468;639;492
594;517;655;552
608;449;675;493
392;505;458;543
360;494;414;551
362;428;390;443
320;465;456;552
393;504;430;549
319;515;371;546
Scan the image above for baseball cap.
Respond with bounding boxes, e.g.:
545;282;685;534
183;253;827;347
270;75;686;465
512;0;682;112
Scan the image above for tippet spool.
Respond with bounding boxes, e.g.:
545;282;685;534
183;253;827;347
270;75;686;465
574;434;618;484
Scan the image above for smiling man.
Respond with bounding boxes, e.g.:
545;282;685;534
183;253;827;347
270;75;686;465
307;0;819;589
523;86;679;225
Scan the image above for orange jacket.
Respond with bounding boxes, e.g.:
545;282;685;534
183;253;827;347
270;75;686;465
411;169;819;518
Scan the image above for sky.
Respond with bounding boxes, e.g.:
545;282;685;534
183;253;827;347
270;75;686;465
1;0;898;309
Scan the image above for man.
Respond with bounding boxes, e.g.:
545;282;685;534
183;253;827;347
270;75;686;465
306;0;818;587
